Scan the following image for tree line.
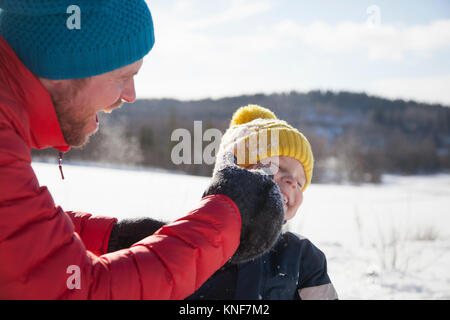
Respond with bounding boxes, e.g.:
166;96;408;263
33;90;450;184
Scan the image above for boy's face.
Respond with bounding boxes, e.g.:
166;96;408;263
249;156;306;221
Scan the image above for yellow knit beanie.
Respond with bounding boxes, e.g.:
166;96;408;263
216;105;314;191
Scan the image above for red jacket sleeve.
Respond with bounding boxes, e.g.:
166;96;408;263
0;125;241;299
65;211;117;256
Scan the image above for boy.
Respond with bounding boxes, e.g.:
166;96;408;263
188;105;339;300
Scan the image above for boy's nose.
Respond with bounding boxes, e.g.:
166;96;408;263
283;176;297;189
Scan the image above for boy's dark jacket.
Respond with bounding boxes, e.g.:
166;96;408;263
108;219;337;300
187;232;337;300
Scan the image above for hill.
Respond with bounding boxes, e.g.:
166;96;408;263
33;90;450;184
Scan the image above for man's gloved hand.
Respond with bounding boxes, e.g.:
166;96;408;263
107;217;167;252
202;151;285;264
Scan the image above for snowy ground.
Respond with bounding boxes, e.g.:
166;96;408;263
32;161;450;300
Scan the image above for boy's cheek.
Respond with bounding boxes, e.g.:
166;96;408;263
294;200;302;211
286;208;298;221
297;192;304;209
289;194;304;218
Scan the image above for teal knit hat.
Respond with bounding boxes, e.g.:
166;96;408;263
0;0;155;79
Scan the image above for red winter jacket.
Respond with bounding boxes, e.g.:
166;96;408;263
0;35;241;299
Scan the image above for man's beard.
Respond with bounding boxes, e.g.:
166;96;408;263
51;83;122;148
54;106;97;148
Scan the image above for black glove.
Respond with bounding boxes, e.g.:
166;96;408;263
203;151;284;264
107;217;167;252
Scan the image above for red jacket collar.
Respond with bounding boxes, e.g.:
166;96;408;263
0;35;70;152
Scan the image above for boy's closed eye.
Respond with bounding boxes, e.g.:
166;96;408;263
278;165;305;190
252;157;306;190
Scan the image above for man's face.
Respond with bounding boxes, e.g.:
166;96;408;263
39;59;143;147
250;156;306;221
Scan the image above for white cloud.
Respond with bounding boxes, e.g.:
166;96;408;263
150;1;450;61
185;0;273;30
273;19;450;60
149;0;273;30
370;74;450;105
138;1;450;105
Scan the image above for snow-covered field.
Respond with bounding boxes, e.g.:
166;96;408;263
32;161;450;300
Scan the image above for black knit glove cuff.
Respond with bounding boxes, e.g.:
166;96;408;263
107;217;167;252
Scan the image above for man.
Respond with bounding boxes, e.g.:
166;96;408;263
0;1;285;299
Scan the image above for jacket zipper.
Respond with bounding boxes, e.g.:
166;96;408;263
58;151;65;180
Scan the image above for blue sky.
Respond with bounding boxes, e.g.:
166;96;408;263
136;0;450;105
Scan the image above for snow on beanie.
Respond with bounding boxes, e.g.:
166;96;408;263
0;0;155;79
217;105;314;192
